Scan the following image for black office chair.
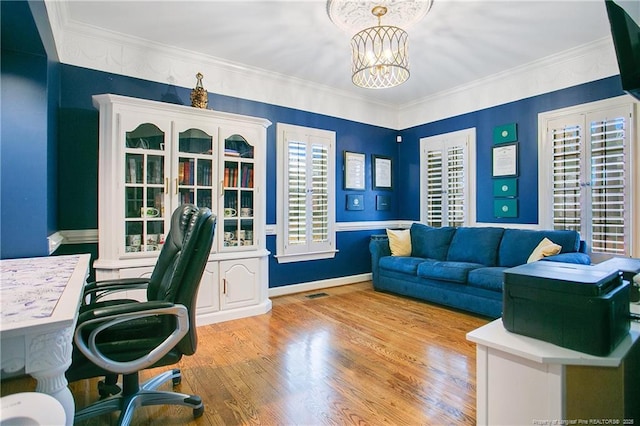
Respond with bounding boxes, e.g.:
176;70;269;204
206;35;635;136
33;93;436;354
66;204;216;425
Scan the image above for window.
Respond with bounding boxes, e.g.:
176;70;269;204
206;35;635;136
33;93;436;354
276;123;336;263
419;128;476;227
539;97;636;262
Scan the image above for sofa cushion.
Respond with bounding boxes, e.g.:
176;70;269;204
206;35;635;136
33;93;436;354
379;256;426;275
410;223;456;260
446;227;505;266
467;267;507;292
417;261;484;284
498;229;580;267
386;229;412;256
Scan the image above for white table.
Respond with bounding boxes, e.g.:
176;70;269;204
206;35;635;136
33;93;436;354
1;254;90;426
467;304;640;425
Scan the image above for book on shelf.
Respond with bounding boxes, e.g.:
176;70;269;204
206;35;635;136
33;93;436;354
179;160;195;185
198;162;212;186
224;165;240;187
225;148;240;157
178;162;184;185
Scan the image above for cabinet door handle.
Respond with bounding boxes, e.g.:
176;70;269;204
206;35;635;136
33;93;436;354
175;178;178;195
164;178;169;194
223;278;227;295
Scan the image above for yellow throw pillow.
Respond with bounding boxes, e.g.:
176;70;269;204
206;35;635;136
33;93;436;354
386;229;412;257
527;237;562;263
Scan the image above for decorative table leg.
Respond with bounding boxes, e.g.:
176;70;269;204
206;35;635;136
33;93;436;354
26;328;75;426
31;366;74;426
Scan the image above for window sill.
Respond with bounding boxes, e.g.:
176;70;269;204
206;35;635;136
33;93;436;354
274;249;339;264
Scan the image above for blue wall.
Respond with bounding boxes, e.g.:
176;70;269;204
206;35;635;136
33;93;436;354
0;1;56;259
397;76;625;224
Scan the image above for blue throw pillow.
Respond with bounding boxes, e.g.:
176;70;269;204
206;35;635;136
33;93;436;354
410;223;456;260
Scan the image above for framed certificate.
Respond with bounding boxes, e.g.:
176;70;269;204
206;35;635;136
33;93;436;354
492;143;518;177
344;151;366;190
373;155;392;190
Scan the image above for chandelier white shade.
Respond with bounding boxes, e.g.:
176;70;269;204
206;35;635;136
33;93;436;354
351;17;409;89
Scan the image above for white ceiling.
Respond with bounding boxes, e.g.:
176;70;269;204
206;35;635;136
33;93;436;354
58;0;614;108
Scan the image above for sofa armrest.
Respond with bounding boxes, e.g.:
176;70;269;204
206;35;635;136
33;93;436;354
541;252;591;265
578;239;589;254
369;235;391;286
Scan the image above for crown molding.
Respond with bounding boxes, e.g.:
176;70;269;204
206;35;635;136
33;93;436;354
43;0;399;129
398;37;620;129
43;2;619;131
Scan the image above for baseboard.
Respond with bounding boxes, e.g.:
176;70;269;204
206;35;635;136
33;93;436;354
268;273;372;298
196;299;273;327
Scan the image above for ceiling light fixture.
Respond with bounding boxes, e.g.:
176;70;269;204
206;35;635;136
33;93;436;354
351;5;409;89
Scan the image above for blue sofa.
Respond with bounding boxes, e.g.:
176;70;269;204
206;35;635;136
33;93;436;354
369;223;591;318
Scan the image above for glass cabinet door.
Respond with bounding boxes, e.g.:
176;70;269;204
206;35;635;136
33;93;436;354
124;123;167;254
177;128;214;210
223;134;255;249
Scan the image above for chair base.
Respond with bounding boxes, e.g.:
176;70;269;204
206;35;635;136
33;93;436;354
75;368;204;426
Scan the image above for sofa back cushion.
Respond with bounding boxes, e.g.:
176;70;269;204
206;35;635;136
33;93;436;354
410;223;456;260
446;227;505;266
498;229;581;267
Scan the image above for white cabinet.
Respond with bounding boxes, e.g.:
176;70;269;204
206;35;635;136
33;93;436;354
220;258;259;310
93;94;272;325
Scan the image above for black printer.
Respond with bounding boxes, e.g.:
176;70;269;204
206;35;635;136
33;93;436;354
503;261;630;356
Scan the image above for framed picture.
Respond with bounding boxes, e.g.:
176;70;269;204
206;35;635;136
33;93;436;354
372;155;392;190
492;143;518;177
493;123;518;144
494;198;518;218
492;178;518;197
376;195;390;211
344;151;366;190
346;194;364;211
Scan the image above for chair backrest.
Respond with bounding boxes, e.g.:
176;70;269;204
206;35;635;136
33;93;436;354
147;204;216;355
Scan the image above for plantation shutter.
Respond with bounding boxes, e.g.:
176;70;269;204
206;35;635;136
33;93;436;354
447;145;466;227
588;114;628;256
422;135;468;227
277;123;336;262
311;139;329;242
287;141;307;246
546;105;631;261
550;122;583;232
425;149;443;227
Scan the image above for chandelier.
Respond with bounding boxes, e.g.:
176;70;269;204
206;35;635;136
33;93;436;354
351;6;409;89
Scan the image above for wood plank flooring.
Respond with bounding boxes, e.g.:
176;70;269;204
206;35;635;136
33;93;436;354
1;282;489;425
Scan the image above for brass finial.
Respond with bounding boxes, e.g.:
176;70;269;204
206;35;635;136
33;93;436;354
190;72;208;109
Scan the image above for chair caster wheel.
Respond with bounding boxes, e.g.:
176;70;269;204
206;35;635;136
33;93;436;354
172;368;181;386
193;405;204;419
97;380;121;398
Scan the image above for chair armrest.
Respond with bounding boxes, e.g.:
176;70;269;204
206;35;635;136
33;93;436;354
82;278;150;305
74;301;189;375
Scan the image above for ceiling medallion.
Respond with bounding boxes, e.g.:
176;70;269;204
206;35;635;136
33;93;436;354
327;0;434;34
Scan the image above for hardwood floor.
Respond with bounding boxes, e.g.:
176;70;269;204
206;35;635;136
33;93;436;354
2;282;489;425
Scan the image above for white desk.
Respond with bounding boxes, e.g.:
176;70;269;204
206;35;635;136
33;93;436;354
1;254;90;426
467;305;640;425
